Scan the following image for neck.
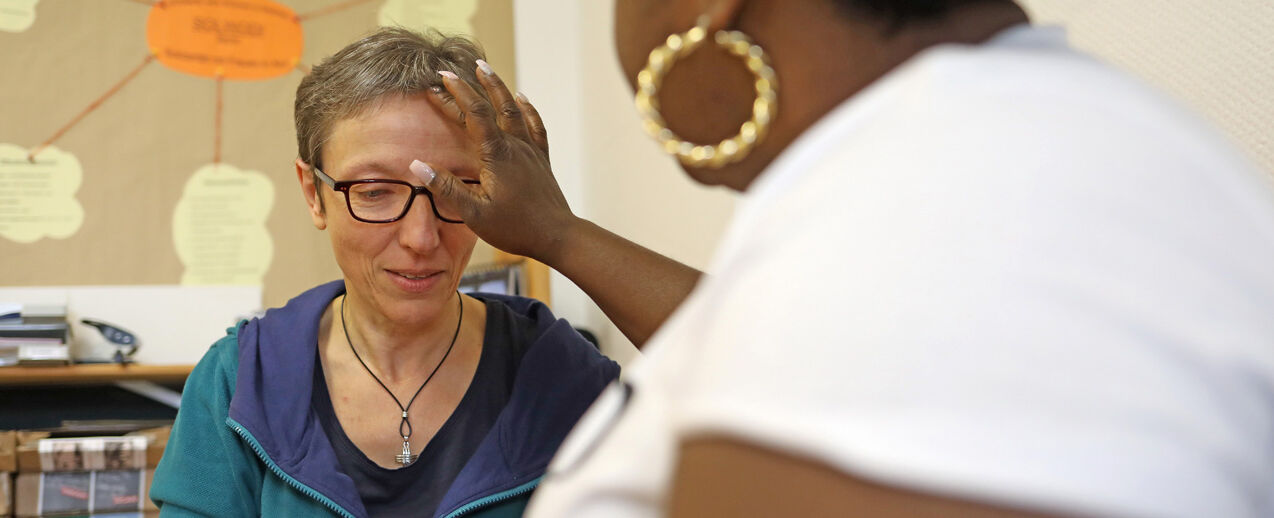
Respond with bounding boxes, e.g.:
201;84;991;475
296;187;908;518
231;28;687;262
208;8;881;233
339;291;462;384
709;0;1030;191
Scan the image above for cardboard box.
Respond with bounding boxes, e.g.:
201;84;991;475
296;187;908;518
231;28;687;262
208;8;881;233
0;431;15;473
16;428;168;473
15;470;156;517
2;472;11;517
2;430;13;517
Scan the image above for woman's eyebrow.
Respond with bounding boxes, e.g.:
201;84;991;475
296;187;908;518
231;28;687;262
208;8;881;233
339;159;479;181
337;161;397;179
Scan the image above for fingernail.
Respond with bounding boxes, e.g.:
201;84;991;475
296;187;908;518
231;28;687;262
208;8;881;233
476;59;494;76
515;91;529;104
410;160;436;184
439;70;459;81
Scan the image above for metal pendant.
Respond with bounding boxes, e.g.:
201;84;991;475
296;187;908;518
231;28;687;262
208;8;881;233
396;438;417;466
394;411;417;466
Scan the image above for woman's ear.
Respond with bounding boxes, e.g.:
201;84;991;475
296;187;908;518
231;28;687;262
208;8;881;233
296;158;327;230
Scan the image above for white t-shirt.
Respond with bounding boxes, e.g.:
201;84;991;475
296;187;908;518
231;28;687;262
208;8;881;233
529;25;1274;518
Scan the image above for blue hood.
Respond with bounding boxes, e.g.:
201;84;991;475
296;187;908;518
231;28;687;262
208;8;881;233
227;280;619;518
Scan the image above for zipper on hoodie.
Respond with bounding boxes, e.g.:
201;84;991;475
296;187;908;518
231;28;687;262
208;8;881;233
441;477;541;518
227;418;358;518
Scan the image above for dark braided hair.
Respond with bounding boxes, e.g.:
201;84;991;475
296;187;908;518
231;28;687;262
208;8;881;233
833;0;1016;29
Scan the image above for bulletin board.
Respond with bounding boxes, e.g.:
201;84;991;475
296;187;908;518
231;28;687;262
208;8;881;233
0;0;518;308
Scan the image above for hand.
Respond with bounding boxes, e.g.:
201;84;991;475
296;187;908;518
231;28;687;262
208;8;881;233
419;64;702;347
413;62;577;264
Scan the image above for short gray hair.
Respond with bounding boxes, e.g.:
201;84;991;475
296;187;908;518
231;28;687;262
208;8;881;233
294;27;488;172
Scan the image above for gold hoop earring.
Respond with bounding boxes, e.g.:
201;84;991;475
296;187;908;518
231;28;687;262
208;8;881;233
634;16;778;169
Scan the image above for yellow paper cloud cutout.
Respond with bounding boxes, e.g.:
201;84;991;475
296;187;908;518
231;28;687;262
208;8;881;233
0;0;38;33
0;143;84;243
172;163;274;285
378;0;476;36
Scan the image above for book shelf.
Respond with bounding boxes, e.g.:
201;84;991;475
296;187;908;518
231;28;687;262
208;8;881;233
0;364;193;387
0;255;545;430
0;259;538;389
462;254;552;306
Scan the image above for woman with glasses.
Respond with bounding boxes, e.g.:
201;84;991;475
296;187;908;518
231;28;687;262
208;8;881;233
418;0;1274;516
150;28;619;518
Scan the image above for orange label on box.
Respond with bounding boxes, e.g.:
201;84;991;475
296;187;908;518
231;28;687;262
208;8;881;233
146;0;303;80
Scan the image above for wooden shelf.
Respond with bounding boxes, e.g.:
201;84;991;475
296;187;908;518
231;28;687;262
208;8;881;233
0;364;194;386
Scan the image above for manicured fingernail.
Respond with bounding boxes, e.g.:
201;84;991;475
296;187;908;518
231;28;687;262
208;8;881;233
476;59;494;76
439;70;459;81
515;91;529;104
410;160;435;184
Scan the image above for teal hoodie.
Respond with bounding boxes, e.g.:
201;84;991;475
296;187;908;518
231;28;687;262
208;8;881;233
150;281;618;517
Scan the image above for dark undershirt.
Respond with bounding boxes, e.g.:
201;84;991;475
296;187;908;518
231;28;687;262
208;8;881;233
312;298;528;517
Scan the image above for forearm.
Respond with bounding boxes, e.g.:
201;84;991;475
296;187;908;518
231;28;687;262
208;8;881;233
544;218;702;349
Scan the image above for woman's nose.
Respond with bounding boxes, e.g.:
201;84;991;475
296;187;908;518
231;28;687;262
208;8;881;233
397;193;443;252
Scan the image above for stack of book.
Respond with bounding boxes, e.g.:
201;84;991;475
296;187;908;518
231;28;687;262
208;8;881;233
10;427;168;517
0;305;70;367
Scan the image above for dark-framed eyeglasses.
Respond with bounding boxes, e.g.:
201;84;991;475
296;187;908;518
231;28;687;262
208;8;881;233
311;165;480;224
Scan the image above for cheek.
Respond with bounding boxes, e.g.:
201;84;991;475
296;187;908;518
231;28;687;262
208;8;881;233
443;228;479;265
328;220;393;268
613;1;660;88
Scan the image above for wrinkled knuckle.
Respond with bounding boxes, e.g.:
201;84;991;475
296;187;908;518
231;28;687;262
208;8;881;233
498;100;523;121
436;176;457;198
467;100;494;121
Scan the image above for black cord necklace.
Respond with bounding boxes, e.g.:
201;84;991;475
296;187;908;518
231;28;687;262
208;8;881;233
340;292;463;467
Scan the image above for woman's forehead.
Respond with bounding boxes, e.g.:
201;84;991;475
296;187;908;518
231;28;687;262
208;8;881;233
344;93;458;133
322;95;472;163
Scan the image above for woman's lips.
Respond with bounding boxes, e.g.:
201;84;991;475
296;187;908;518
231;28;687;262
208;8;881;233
387;269;444;293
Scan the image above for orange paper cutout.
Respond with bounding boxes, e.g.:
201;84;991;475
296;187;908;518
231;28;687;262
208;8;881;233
146;0;303;81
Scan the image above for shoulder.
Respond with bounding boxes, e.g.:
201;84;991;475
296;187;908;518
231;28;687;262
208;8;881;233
206;324;243;366
470;294;595;350
181;322;246;410
903;30;1254;178
470;292;554;326
473;296;619;474
471;292;618;384
746;27;1274;272
672;31;1274;516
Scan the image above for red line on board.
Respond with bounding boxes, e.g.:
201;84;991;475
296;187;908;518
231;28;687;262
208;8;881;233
29;55;156;162
214;76;224;165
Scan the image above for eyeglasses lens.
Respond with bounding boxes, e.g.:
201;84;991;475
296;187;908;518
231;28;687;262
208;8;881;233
346;181;463;222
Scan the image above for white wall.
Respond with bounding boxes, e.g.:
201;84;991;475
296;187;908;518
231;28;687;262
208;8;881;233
1020;0;1274;177
0;285;260;365
513;1;1274;365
